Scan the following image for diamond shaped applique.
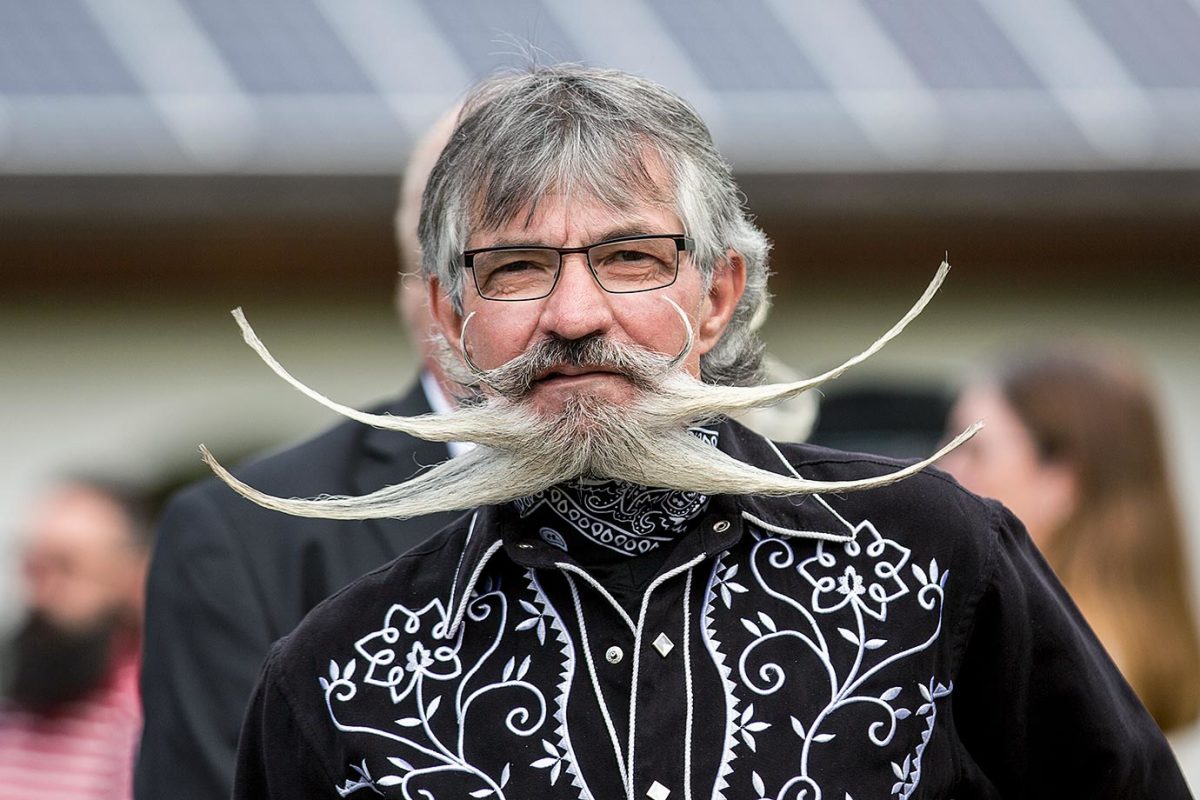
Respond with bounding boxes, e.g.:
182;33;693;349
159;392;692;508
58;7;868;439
647;780;671;800
652;633;674;657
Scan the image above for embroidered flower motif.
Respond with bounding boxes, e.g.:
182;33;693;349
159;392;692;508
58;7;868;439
798;521;911;621
714;528;952;800
404;642;435;673
733;703;772;752
835;566;866;598
530;739;568;786
353;600;463;703
335;759;376;797
714;562;750;609
327;581;550;800
515;599;552;646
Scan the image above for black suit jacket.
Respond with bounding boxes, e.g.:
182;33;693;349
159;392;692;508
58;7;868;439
134;383;457;800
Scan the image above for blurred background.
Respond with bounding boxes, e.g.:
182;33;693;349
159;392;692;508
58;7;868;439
1;0;1198;738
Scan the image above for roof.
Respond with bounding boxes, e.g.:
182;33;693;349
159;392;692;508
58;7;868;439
2;0;1199;174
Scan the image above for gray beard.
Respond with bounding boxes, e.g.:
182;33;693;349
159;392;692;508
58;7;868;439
202;262;979;522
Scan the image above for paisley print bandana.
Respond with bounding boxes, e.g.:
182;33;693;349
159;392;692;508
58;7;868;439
512;428;718;557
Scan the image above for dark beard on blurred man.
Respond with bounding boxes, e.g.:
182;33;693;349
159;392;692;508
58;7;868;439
3;610;122;714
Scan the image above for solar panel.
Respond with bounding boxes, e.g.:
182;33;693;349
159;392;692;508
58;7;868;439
0;0;140;94
180;0;375;93
864;0;1042;90
418;0;581;80
1077;0;1200;88
645;0;825;91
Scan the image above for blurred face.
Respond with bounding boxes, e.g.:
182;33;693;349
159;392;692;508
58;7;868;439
430;185;743;417
941;383;1076;545
20;486;145;632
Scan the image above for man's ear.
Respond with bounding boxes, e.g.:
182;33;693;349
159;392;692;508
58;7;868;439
696;249;747;355
427;277;464;353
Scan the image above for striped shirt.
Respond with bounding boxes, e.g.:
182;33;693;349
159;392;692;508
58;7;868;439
0;650;140;800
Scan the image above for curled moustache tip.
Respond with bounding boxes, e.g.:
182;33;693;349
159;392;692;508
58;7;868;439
200;443;288;511
934;419;983;459
459;311;484;376
662;296;695;366
199;443;220;468
198;444;229;482
231;307;257;344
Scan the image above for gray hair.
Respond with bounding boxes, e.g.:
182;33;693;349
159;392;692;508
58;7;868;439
418;64;771;386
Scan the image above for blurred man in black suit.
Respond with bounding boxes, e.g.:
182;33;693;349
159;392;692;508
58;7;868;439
133;112;460;800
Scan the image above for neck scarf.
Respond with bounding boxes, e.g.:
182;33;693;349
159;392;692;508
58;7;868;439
512;427;718;558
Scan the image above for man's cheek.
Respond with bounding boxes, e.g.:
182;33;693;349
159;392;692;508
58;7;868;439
470;318;537;368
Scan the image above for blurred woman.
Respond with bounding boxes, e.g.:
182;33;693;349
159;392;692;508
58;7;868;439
942;344;1200;733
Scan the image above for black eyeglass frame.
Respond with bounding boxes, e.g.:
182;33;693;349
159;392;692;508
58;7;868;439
461;233;694;302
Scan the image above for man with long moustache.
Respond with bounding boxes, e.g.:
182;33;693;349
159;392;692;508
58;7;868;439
220;66;1188;799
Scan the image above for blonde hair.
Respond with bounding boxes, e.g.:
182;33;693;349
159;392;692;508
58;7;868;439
999;344;1200;732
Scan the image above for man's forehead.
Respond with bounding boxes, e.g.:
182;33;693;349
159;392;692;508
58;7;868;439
463;144;678;249
27;487;130;552
467;193;682;249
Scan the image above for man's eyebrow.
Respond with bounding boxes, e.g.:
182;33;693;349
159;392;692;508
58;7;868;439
478;224;675;250
593;225;659;243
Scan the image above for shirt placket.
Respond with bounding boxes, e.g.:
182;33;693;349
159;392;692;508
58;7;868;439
566;513;741;800
626;564;695;800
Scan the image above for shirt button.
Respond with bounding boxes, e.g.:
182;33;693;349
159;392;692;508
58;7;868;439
516;542;534;549
713;520;731;533
605;646;624;664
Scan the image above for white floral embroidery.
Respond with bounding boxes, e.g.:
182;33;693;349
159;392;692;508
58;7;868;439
705;519;952;800
891;678;952;799
354;600;462;704
515;599;551;646
733;703;772;753
321;590;549;798
320;507;952;799
798;521;911;622
713;562;750;610
530;739;568;785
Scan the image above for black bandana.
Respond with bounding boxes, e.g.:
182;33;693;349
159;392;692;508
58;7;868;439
512;427;718;558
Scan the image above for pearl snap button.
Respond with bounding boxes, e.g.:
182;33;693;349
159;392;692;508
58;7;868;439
605;646;624;664
647;780;671;800
713;520;731;533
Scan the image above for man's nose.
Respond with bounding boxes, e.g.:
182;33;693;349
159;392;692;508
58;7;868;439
537;253;614;341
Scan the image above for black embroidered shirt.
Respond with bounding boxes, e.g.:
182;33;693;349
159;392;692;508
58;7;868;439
233;422;1191;800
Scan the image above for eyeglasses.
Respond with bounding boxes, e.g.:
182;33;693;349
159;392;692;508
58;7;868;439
461;233;693;301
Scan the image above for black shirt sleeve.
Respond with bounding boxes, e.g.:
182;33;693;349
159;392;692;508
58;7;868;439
233;644;334;799
951;503;1192;798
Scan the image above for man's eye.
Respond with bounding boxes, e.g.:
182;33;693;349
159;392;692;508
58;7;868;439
495;260;538;273
600;249;662;267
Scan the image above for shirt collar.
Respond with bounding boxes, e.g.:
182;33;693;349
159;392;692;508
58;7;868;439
419;370;473;459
